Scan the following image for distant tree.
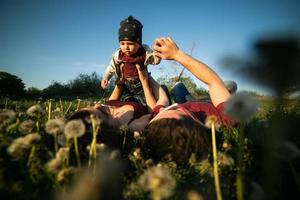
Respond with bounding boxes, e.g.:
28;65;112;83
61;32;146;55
67;72;102;98
25;87;43;99
0;71;25;98
43;81;69;99
157;76;208;98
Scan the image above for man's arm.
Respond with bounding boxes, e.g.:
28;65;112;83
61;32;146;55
153;37;230;107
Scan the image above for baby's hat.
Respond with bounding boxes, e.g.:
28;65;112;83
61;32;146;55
118;16;143;44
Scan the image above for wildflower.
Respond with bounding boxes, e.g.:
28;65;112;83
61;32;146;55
46;157;62;173
64;119;85;167
133;148;142;160
52;107;63;119
109;150;121;160
205;115;221;129
56;167;78;183
133;131;141;140
224;91;259;122
0;109;16;127
56;147;70;161
7;133;41;158
56;156;123;200
186;190;204;200
138;166;176;200
26;104;45;118
222;141;232;151
64;119;85;139
217;152;234;167
45;119;65;135
18;119;35;134
198;158;213;176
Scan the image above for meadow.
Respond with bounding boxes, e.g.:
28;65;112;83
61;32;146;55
0;95;299;200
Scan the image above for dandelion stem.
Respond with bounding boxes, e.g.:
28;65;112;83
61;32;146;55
5;97;8;109
73;137;81;167
59;98;64;113
76;99;81;111
27;145;36;167
211;122;223;200
54;133;58;154
236;125;245;200
64;102;73;115
48;99;52;120
66;138;70;166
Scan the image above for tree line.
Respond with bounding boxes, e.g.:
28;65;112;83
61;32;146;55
0;72;115;100
0;71;208;100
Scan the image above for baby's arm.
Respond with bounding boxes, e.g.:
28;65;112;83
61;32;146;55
143;44;161;65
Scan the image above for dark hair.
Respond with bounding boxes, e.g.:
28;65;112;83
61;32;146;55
144;117;211;164
68;110;123;151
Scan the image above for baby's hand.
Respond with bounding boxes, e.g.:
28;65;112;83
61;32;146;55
101;79;108;89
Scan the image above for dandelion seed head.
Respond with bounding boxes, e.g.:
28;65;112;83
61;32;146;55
187;190;204;200
18;119;35;134
56;167;78;183
133;148;142;160
52;107;63;119
224;91;259;122
138;166;176;199
26;104;45;118
56;147;70;161
217;152;234;167
46;157;62;173
45;119;65;135
133;131;141;140
0;109;16;126
64;119;86;139
205;115;220;129
109;150;121;160
7;133;40;157
90;114;101;127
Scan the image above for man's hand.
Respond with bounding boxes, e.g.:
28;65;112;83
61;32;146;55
153;37;180;60
136;64;148;83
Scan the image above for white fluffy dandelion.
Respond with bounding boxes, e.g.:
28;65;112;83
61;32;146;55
138;166;176;200
26;104;45;118
7;133;41;157
64;119;85;139
45;119;65;135
224;91;259;122
0;109;16;126
18;119;35;134
64;119;85;167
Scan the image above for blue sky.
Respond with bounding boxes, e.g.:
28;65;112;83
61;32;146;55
1;0;299;95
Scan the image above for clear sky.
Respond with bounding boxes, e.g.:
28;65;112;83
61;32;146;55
1;0;300;95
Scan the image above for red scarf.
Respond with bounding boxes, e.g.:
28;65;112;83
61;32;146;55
118;47;146;78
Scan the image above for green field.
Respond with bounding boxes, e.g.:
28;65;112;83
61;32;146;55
1;97;300;200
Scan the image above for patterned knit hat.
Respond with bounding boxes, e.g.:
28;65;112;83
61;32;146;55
118;16;143;44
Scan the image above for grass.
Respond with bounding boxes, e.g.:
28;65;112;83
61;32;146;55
0;97;300;200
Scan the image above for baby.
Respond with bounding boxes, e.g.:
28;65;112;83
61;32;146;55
101;16;160;104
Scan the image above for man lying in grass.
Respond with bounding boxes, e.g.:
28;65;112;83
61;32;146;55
137;37;235;164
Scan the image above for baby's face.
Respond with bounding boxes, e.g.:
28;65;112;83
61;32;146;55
119;41;140;56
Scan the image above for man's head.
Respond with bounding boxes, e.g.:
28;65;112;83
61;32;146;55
144;117;211;164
